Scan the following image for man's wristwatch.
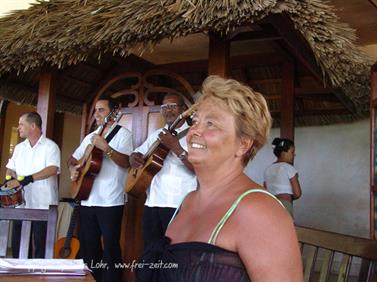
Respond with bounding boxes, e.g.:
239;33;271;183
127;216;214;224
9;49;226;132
178;150;187;160
106;147;114;158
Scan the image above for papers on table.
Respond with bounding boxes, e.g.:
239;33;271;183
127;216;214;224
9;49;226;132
0;258;89;276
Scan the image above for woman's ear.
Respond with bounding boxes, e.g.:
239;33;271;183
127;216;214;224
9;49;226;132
236;137;254;158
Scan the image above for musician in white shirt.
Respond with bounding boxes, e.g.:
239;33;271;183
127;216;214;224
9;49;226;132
68;96;133;282
130;93;197;249
6;111;60;258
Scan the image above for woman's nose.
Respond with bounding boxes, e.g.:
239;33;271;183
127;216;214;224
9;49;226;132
189;123;203;137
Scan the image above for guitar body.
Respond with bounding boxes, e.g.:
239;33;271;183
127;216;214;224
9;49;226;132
125;145;169;197
71;146;103;200
54;237;80;259
54;202;80;259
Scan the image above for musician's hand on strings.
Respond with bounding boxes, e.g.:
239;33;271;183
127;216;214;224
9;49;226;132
130;152;145;168
91;134;109;152
158;129;181;153
69;164;81;181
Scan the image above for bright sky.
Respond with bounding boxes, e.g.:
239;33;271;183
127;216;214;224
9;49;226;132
0;0;37;17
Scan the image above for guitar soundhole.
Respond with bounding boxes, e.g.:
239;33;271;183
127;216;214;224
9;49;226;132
59;247;72;258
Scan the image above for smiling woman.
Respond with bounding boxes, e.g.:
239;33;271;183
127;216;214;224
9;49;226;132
136;76;303;282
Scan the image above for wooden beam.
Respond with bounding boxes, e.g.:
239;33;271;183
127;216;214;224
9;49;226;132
58;94;84;106
80;103;88;140
370;62;377;240
295;87;337;95
263;14;323;83
272;108;350;118
208;33;230;77
53;112;64;149
230;29;282;42
161;53;285;74
296;93;341;102
37;69;56;138
61;75;92;88
371;63;377;101
331;89;356;113
0;99;9;166
299;108;350;116
280;62;295;140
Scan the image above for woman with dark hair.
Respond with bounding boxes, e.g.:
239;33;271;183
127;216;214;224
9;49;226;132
264;137;302;217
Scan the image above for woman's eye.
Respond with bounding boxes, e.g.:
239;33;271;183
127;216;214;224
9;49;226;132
207;121;214;127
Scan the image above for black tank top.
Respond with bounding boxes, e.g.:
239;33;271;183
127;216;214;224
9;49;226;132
136;189;280;282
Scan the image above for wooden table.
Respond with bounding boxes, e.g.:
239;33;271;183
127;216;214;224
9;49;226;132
0;272;96;282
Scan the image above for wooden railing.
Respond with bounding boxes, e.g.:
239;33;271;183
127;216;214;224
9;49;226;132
297;225;377;282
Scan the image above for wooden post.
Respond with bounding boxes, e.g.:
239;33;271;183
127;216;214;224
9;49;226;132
37;69;56;138
0;99;9;165
208;32;230;78
80;103;88;141
53;112;65;149
280;62;295;140
370;63;377;240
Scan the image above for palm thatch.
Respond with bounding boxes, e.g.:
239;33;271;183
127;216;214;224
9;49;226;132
0;0;373;116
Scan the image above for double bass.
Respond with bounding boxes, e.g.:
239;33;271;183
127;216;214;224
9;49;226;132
70;109;119;200
125;105;196;198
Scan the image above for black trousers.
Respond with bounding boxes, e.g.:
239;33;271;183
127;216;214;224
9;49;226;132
79;205;124;282
12;220;47;258
143;206;176;249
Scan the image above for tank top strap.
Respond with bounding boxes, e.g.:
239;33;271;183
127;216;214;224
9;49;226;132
208;189;282;245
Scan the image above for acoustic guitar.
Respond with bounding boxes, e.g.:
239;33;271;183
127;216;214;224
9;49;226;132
70;109;119;200
54;202;80;259
125;106;196;198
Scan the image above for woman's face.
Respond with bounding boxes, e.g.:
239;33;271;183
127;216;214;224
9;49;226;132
281;146;296;164
186;98;250;169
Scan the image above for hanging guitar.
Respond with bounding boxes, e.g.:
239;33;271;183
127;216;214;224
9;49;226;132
54;202;80;259
125;105;196;198
70;108;122;200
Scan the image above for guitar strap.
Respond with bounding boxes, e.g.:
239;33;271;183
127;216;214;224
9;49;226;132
105;125;122;143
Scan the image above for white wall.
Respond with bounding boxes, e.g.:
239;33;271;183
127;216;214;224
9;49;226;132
245;119;370;238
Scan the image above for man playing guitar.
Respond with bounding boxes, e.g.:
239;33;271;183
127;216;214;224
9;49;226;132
68;95;133;282
129;93;197;249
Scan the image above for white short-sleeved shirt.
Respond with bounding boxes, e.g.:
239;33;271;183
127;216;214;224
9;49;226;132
72;126;133;207
134;122;197;208
6;136;60;209
264;162;298;195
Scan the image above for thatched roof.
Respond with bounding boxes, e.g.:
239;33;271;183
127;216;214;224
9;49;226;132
0;0;373;120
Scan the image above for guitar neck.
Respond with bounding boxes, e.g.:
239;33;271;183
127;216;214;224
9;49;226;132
63;205;79;248
144;139;162;160
143;106;197;161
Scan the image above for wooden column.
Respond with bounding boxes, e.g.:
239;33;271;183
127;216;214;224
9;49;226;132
37;68;57;138
208;33;230;77
53;112;65;149
370;63;377;239
0;99;9;165
280;62;295;140
80;103;88;141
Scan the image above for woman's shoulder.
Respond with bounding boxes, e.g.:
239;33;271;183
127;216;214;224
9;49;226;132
233;188;289;224
266;162;295;173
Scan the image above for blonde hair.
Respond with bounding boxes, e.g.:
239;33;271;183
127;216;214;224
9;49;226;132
197;75;272;165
